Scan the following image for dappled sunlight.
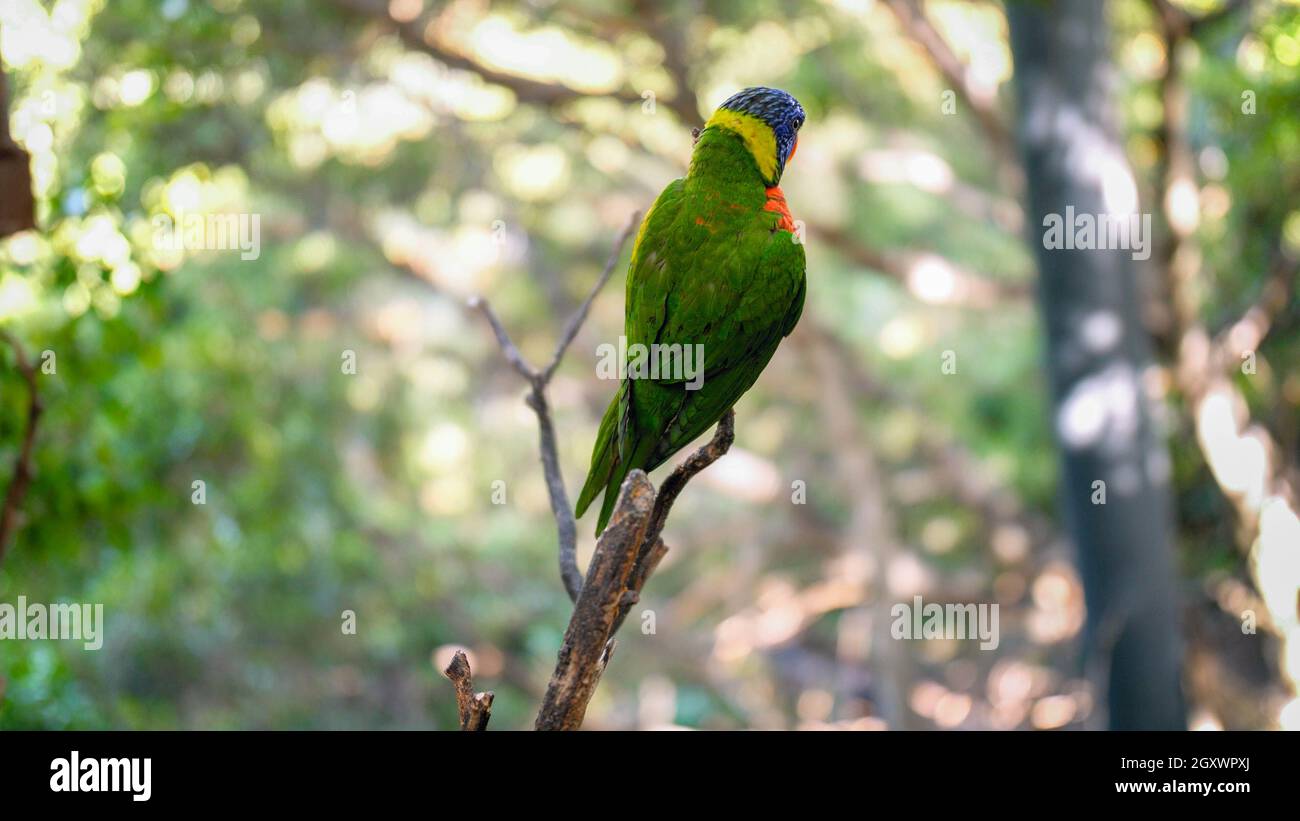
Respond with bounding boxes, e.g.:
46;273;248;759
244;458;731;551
0;0;90;71
0;271;37;321
267;78;434;168
494;144;571;202
1255;497;1300;713
0;0;1294;737
713;573;868;664
1197;386;1270;507
859;147;954;193
878;314;927;358
1026;562;1085;646
1055;363;1141;452
905;254;959;303
929;1;1013;101
697;446;783;504
373;192;535;296
467;16;623;94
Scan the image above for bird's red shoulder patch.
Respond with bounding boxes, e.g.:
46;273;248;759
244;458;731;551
764;186;795;232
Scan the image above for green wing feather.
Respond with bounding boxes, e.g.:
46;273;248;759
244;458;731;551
573;180;686;523
643;229;806;468
575;176;806;535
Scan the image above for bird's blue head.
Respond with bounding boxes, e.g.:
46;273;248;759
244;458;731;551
704;86;805;186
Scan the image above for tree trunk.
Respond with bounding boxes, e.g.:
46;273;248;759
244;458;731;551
1008;0;1185;729
0;42;37;238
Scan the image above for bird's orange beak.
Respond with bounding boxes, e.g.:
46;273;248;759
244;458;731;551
788;136;799;164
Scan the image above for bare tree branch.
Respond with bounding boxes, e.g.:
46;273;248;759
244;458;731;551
535;411;735;730
467;203;736;728
610;409;735;636
470;212;640;602
541;219;638;384
534;469;654;730
338;194;741;709
467;298;537;382
443;650;494;731
0;330;42;566
644;409;735;544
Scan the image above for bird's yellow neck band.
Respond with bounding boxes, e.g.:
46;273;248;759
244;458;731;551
705;108;779;184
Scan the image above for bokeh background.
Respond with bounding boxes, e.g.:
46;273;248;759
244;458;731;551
0;0;1297;730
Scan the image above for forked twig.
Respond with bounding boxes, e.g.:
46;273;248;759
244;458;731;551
469;211;640;602
465;213;736;730
534;412;734;731
443;650;494;731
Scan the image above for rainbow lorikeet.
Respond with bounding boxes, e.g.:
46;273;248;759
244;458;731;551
575;87;808;535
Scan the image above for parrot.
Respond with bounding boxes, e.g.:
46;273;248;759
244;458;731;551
575;86;808;535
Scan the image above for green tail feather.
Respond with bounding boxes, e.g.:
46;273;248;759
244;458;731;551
578;379;695;536
593;459;630;536
575;393;620;533
590;418;661;536
578;384;665;536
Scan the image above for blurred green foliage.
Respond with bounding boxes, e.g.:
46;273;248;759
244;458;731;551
0;0;1296;729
